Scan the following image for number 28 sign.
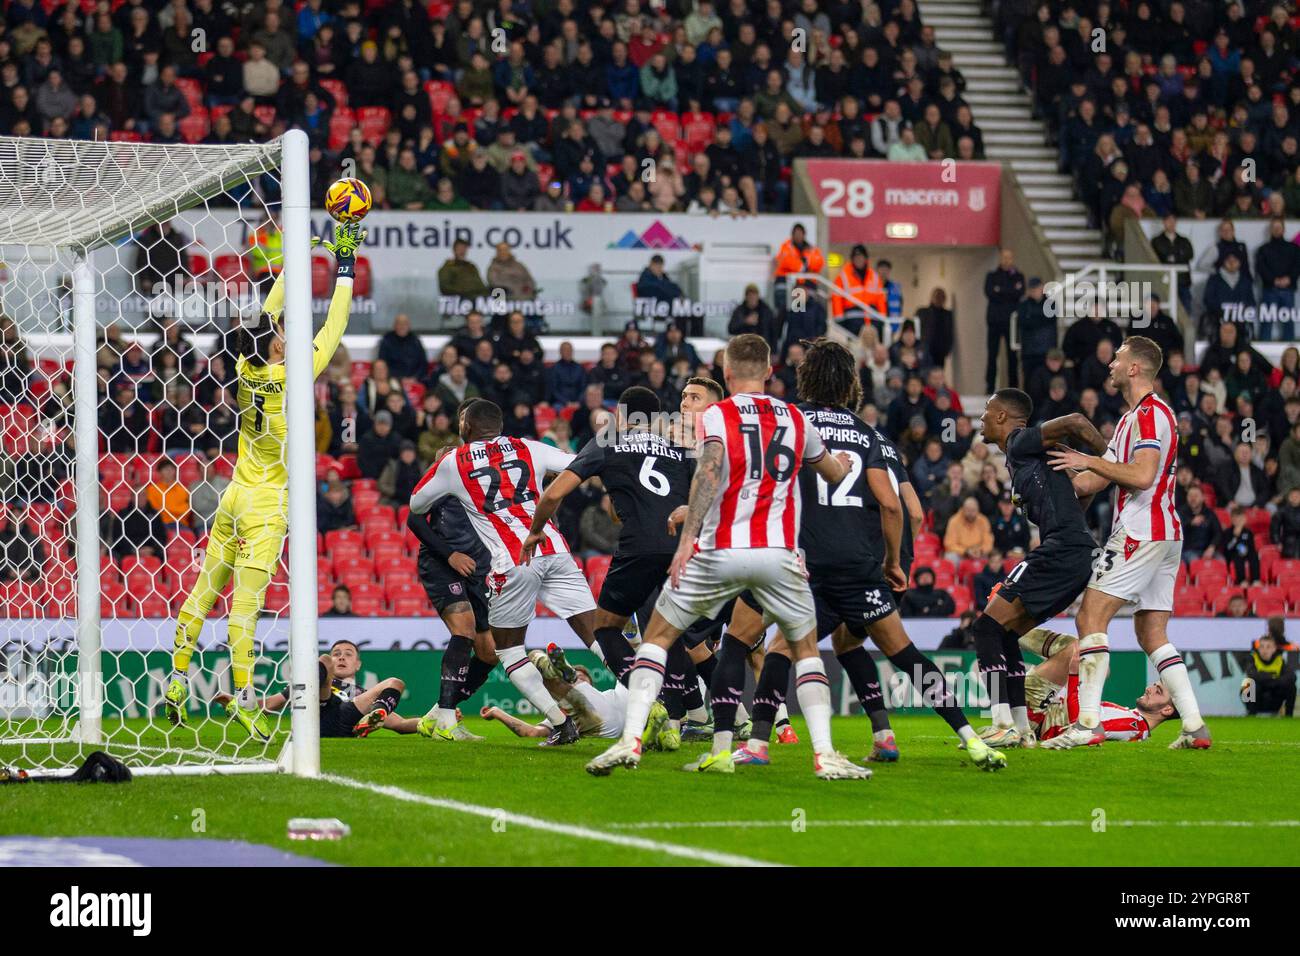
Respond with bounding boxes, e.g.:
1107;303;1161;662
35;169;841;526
806;160;1002;246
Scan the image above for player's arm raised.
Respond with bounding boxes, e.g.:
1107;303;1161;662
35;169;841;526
1040;412;1109;456
669;438;726;588
310;222;366;379
521;470;582;563
868;467;908;591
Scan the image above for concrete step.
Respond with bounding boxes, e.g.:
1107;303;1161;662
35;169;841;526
984;130;1046;144
964;106;1033;119
1054;244;1106;258
988;147;1058;160
926;15;994;28
958;65;1020;78
945;53;1010;66
924;2;987;15
1016;172;1074;186
1039;215;1091;228
935;27;998;41
1030;200;1089;214
1045;228;1102;242
1023;187;1076;200
979;121;1045;134
1007;159;1060;172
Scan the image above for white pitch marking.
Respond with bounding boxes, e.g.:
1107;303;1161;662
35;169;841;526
322;774;783;866
606;819;1300;830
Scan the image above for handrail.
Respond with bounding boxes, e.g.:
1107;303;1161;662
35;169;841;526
787;271;910;349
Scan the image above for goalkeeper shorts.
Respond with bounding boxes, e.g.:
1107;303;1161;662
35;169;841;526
207;482;289;575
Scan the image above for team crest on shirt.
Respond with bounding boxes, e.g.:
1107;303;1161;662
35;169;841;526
1123;536;1140;561
489;573;508;596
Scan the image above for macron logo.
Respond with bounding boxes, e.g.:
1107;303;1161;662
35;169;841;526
50;886;152;937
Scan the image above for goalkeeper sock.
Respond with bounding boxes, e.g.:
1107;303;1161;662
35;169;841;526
498;646;566;726
794;658;834;755
227;566;270;701
1149;643;1204;733
1019;627;1076;660
836;646;890;733
438;635;474;710
171;610;204;674
619;643;668;747
458;654;495;703
1076;633;1110;729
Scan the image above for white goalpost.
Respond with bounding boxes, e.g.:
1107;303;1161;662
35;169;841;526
0;129;319;777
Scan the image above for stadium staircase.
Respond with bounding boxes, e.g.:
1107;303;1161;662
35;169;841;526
924;0;1103;273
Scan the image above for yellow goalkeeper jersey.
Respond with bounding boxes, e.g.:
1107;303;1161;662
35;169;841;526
231;275;353;489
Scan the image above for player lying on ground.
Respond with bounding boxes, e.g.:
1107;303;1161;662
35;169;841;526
1046;336;1211;750
716;340;1002;772
165;221;365;740
410;399;599;747
1016;629;1178;742
585;334;872;780
216;640;417;738
407;398;499;742
481;646;627;741
970;388;1108;748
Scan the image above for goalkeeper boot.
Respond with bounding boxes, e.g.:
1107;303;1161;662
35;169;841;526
658;719;681;752
681;719;714;742
225;700;272;742
1040;721;1105;750
353;707;387;738
776;723;799;745
642;700;669;751
163;677;188;728
964;736;1008;771
813;751;873;780
1168;724;1212;751
683;749;735;774
539;715;580;747
586;738;641;776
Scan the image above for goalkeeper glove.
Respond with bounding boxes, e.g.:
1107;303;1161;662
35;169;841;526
314;222;367;278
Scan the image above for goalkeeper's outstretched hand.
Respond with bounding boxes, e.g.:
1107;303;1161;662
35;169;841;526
315;221;367;260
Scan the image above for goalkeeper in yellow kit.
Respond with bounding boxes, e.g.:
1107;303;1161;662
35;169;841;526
163;221;366;740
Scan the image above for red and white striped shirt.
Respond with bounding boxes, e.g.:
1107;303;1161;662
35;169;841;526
696;393;825;551
1104;392;1181;541
1033;675;1152;742
409;436;573;573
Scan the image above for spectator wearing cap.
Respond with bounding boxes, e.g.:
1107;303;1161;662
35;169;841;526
1242;629;1296;716
992;493;1030;553
983;247;1025;392
773;222;824;313
899;566;956;618
534;178;569;212
728;283;780;352
830;244;887;338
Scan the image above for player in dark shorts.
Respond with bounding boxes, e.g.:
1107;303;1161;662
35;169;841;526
722;340;1005;771
973;387;1109;748
524;385;694;748
873;429;925;608
408;400;499;742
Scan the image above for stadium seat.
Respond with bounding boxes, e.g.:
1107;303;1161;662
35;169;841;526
425;79;454;114
1209;588;1244;615
357;106;391;145
1271;559;1300;585
351;594;384;616
320;77;348;108
681;111;715;150
264;583;291;614
384;578;422;602
178;110;209;144
328;109;356;151
333;552;375;578
651;109;680;142
1173;595;1207;617
1190;558;1228;586
337;567;375;590
391;595;434;617
354;256;373;297
325;529;365;552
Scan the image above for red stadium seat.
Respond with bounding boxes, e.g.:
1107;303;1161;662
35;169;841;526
384;579;423;602
681;111;715;150
1190;558;1228;585
320;78;348;108
392;595;434;616
178;110;209;143
325;529;365;552
425;79;454;114
351;594;384;616
357;106;391;145
354;256;373;298
175;77;204;109
328;108;356;151
1209;588;1244;615
651;109;679;142
1271;559;1300;585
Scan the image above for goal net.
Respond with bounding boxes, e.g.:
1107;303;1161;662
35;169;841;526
0;132;319;777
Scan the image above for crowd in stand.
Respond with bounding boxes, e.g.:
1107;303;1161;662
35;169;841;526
1003;0;1300;259
0;0;988;214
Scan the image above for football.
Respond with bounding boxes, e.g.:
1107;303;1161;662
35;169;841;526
325;177;372;223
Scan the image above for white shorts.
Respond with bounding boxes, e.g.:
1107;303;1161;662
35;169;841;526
486;552;596;629
545;682;626;739
653;547;817;640
1087;526;1182;613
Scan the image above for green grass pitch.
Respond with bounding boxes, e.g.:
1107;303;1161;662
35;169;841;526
3;715;1298;866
